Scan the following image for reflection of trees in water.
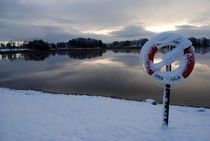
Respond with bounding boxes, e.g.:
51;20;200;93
23;52;50;61
0;51;50;61
66;49;106;59
194;46;210;54
1;47;209;61
112;49;140;54
0;49;107;61
0;53;20;61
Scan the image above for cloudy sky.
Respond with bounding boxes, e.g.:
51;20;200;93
0;0;210;42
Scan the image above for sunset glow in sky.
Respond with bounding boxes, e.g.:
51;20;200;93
145;25;177;33
0;0;210;42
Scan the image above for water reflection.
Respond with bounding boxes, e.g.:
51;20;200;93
195;46;210;54
0;47;210;108
0;49;106;61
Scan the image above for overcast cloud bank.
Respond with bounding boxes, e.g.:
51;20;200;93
0;0;210;42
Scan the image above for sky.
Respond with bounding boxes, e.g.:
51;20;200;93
0;0;210;42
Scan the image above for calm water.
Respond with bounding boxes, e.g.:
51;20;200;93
0;47;210;107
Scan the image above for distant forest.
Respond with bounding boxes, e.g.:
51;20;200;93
0;37;210;50
0;38;106;50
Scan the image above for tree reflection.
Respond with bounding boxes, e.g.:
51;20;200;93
194;46;210;54
66;49;106;59
112;49;140;54
23;51;50;61
0;49;107;61
1;53;19;61
1;47;209;61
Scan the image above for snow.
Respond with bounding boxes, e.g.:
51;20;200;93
144;99;157;105
0;87;210;141
140;32;194;84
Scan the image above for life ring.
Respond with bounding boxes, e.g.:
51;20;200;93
140;32;195;84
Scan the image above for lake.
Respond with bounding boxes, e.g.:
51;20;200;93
0;47;210;108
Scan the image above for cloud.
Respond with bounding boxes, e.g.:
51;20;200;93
110;25;154;39
0;20;77;42
176;25;210;38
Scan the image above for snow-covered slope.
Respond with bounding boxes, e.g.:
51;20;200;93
0;88;209;141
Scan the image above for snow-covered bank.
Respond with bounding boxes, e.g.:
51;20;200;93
0;88;210;141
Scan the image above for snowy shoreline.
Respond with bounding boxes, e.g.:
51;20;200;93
0;87;210;141
1;87;208;109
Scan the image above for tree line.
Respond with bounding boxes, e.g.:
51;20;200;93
0;37;210;50
0;38;106;50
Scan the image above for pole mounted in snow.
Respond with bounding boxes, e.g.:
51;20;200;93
140;32;195;128
162;46;171;127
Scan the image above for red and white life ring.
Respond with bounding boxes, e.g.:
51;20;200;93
141;32;195;84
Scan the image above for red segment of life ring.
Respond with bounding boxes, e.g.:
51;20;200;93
182;47;195;79
145;46;158;75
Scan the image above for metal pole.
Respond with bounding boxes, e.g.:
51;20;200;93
162;46;171;127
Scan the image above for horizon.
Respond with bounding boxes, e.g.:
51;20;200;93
1;36;210;44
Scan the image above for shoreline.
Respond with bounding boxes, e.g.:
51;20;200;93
1;87;209;109
0;47;141;53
